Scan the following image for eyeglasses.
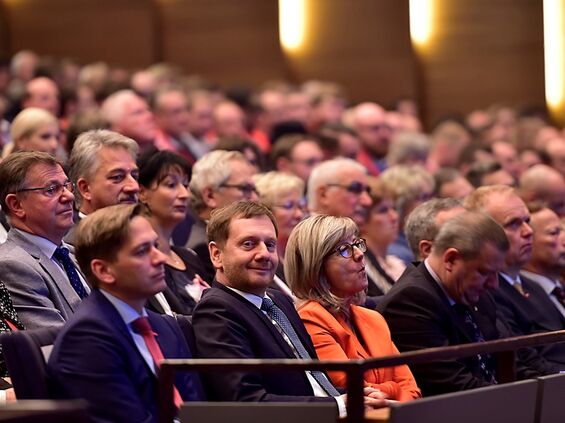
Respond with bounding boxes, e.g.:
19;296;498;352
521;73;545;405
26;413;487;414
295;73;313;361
273;199;307;211
291;157;323;167
326;182;371;195
16;180;75;198
219;183;258;197
334;238;367;258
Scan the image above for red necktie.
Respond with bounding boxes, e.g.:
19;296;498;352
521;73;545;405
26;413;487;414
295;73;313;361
132;316;183;409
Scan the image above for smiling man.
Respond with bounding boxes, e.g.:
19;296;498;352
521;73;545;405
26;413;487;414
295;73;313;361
192;201;385;414
48;204;204;423
0;151;90;328
378;211;509;396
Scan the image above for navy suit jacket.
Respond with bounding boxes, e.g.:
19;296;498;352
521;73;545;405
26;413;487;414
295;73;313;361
192;284;336;404
377;263;502;396
47;289;204;423
492;274;565;371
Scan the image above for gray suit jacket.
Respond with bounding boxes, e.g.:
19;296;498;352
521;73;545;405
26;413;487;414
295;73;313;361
0;229;83;328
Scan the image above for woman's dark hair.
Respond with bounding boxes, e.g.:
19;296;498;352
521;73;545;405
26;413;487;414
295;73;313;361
137;147;192;187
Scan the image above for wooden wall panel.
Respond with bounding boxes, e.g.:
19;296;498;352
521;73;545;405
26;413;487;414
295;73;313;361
284;0;416;107
2;0;156;68
158;0;286;88
419;0;545;127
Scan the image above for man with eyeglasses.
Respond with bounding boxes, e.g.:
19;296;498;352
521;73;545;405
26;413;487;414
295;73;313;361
0;151;90;328
183;150;258;281
308;157;372;227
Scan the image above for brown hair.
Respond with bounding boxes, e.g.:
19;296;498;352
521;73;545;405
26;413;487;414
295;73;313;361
207;201;278;246
75;203;150;287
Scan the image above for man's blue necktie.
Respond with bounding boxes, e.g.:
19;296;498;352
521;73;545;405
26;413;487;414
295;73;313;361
53;247;88;299
261;296;340;397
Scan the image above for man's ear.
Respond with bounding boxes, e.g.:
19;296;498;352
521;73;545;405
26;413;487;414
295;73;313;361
202;186;218;209
418;240;433;260
91;259;117;286
443;248;460;272
4;193;25;219
316;184;329;208
77;178;91;202
208;241;223;271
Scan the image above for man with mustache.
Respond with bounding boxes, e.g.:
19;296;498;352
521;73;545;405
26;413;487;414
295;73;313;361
465;185;565;373
65;129;139;245
0;151;90;328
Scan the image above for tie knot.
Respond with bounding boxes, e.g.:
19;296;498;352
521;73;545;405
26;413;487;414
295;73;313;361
261;297;275;313
131;316;153;335
53;246;70;260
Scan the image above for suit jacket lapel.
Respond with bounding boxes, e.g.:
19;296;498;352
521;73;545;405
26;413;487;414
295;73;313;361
9;230;81;311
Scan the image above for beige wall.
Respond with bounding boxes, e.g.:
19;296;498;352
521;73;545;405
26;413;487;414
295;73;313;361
0;0;547;128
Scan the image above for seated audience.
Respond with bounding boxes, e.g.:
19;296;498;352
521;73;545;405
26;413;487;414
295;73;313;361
254;171;306;294
192;201;387;415
465;186;565;372
48;204;204;423
0;152;89;328
270;134;324;183
433;168;474;200
378;212;509;396
287;214;421;401
360;177;406;296
138;149;209;315
519;164;565;217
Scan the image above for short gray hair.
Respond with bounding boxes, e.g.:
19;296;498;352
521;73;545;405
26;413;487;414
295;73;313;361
307;157;366;210
431;211;509;259
189;150;249;212
68;129;138;205
405;198;463;258
101;89;139;125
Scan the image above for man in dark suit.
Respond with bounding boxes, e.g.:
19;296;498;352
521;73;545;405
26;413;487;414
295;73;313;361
378;211;510;396
192;201;385;415
0;152;89;328
465;185;565;373
48;203;204;423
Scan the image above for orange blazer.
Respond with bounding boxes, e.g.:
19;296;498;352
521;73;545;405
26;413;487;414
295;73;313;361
298;301;421;402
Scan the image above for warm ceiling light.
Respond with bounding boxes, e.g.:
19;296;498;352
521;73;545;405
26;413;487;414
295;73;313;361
279;0;306;51
410;0;434;47
544;0;565;110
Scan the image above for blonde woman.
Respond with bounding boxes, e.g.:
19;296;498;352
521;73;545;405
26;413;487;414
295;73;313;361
286;215;421;402
3;107;59;158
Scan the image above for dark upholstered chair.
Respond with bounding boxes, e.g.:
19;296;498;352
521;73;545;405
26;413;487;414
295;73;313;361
0;327;60;400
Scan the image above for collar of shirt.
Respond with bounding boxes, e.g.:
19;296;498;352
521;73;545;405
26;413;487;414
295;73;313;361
520;270;558;295
78;211;88;220
224;285;265;309
99;289;147;325
500;272;521;286
14;227;59;258
424;258;456;306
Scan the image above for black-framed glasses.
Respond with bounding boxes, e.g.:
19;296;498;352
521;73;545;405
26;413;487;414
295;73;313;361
16;180;74;198
219;183;258;197
326;182;371;195
334;238;367;258
273;199;307;211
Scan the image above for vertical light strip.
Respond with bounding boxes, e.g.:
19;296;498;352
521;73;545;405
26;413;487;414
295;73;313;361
409;0;434;47
543;0;565;111
279;0;306;52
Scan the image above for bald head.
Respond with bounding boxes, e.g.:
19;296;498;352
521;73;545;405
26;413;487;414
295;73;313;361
520;164;565;217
